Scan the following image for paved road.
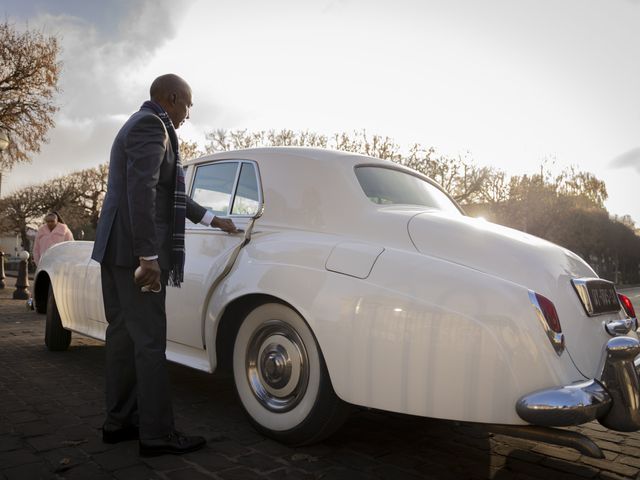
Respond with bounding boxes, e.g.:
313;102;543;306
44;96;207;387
1;279;640;480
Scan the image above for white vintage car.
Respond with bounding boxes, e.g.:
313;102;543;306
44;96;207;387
34;147;639;457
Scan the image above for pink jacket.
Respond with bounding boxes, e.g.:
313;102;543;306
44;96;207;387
33;223;74;264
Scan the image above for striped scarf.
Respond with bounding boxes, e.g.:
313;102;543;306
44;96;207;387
140;100;186;287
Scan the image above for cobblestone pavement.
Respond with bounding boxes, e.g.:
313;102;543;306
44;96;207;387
2;277;640;480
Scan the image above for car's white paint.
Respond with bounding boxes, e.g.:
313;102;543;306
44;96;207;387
325;242;385;279
35;147;632;427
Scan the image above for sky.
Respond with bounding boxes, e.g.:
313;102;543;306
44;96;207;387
2;0;639;224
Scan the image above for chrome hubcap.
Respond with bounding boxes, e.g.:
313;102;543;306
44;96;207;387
246;320;309;412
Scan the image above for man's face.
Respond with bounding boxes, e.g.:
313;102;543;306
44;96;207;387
167;86;192;129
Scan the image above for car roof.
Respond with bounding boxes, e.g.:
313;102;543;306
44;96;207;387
185;146;461;236
185;146;393;168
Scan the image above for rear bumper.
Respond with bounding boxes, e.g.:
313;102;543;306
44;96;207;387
516;336;640;432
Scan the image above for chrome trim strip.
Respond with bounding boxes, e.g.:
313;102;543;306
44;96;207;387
516;379;611;426
229;161;264;217
571;278;593;314
528;290;564;356
228;161;243;213
200;215;260;346
598;336;640;431
571;277;620;317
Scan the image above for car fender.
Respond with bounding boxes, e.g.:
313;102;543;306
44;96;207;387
207;240;584;425
35;241;94;332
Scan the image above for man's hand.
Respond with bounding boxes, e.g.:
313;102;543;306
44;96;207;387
211;216;238;233
136;258;161;287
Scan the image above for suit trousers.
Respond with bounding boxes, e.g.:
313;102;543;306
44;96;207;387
100;264;174;440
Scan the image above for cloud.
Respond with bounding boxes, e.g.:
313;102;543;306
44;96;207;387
5;116;123;191
611;147;640;173
3;0;195;194
31;0;194;118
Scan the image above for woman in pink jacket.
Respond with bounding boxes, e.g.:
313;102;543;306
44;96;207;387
33;212;74;265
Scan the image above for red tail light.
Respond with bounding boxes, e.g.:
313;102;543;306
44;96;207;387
529;291;564;356
535;293;562;333
618;293;636;319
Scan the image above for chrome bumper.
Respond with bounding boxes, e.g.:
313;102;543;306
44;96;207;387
517;336;640;432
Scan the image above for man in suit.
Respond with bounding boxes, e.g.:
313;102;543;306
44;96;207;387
92;74;236;456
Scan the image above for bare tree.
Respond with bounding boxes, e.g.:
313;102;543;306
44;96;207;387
205;129;329;153
480;168;510;204
203;129;493;203
39;175;80;214
558;167;608;208
0;185;47;252
0;21;61;169
68;164;109;230
401;149;489;204
179;139;205;162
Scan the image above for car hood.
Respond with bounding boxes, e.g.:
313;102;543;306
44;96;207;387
407;210;615;378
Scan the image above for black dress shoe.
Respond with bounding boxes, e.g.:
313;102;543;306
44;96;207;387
139;431;206;457
102;426;139;444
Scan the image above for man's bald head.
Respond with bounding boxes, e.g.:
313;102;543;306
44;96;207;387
150;74;190;101
149;74;193;129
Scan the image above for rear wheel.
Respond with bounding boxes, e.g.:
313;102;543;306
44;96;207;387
34;278;48;314
35;298;46;314
232;302;350;445
45;285;71;351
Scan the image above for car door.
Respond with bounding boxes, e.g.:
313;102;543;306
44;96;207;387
165;159;262;348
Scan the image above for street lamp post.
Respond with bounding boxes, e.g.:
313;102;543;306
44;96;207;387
13;250;30;300
0;251;6;289
0;130;11;289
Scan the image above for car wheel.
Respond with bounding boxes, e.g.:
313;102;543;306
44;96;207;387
35;297;46;314
232;302;349;445
45;285;71;351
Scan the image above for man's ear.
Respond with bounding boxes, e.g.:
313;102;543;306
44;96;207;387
171;93;177;105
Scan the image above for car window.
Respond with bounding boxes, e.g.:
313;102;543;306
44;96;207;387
354;166;461;214
231;162;260;216
191;162;239;216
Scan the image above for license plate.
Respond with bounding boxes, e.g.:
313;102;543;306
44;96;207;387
572;278;620;316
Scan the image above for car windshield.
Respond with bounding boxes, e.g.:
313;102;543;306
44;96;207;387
354;166;461;214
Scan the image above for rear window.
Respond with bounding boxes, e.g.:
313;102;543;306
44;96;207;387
354;166;461;214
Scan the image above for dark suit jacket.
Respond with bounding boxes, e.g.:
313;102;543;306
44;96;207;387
92;108;206;270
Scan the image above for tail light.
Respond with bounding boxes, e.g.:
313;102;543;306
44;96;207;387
618;294;636;318
535;293;562;333
529;291;565;355
618;293;638;330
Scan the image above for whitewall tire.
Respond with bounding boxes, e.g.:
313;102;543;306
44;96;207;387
232;302;349;445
